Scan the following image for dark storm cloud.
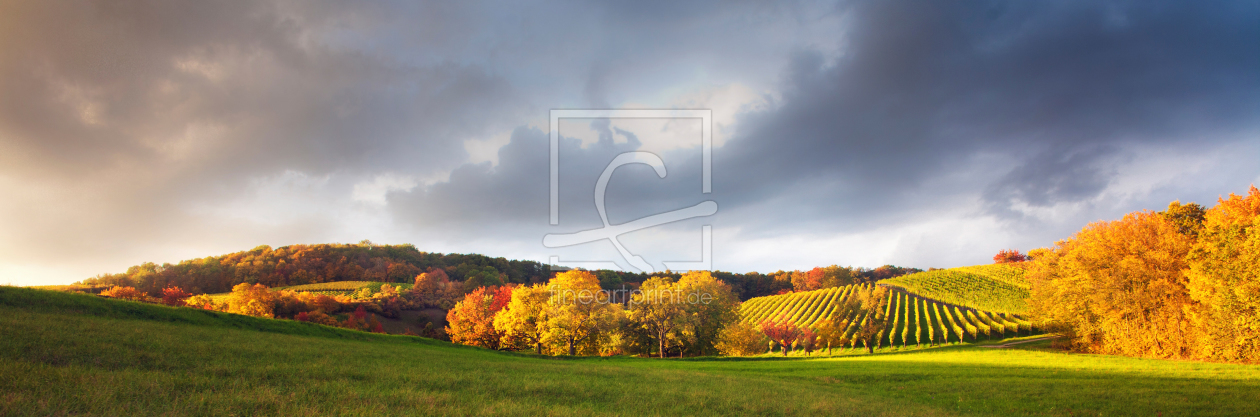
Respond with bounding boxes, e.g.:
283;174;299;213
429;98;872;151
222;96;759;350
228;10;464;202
718;0;1260;225
395;0;1260;238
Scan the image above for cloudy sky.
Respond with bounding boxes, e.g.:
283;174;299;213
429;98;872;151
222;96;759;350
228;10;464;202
2;0;1258;285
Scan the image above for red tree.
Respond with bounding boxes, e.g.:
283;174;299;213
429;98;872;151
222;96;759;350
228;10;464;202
759;316;802;356
161;286;193;306
993;249;1027;263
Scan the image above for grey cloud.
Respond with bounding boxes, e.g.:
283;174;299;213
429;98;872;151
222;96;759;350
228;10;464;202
387;0;1260;248
3;0;1259;282
715;0;1259;228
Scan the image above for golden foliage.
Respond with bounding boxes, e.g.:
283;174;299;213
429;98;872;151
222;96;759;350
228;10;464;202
543;270;620;356
101;286;149;302
1187;186;1260;362
1028;210;1196;358
493;284;551;354
715;320;769;356
226;283;277;318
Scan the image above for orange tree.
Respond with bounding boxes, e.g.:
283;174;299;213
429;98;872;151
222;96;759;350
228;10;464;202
1027;210;1195;358
446;286;513;350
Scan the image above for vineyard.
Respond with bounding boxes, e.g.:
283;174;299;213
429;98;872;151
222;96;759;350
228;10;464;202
208;281;414;300
280;281;413;296
740;265;1038;349
878;264;1030;314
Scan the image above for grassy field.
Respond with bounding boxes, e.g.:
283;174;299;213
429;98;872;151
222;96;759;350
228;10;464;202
3;287;1258;416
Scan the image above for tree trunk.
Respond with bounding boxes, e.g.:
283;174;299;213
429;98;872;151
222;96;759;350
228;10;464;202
568;337;576;356
535;341;542;355
659;333;666;359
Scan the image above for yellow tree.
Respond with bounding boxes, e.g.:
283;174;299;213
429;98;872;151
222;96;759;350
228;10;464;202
493;284;551;354
543;270;619;355
226;283;276;318
675;271;740;356
628;276;687;358
715;319;769;356
1187;186;1260;362
1027;210;1195;358
852;286;890;353
814;293;862;356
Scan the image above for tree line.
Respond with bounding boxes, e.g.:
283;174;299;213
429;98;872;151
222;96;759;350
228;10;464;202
444;270;900;357
1028;186;1260;363
75;240;924;301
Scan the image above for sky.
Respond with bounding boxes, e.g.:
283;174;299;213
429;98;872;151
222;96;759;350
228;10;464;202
1;0;1258;285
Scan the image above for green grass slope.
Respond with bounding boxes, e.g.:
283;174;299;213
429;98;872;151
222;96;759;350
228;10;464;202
4;287;1260;416
879;264;1030;314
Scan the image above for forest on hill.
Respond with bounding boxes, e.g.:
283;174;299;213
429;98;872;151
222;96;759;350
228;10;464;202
73;241;923;301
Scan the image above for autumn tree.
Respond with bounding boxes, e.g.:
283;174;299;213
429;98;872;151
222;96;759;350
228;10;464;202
493;284;551;354
184;293;218;310
790;266;856;292
674;271;740;356
1027;210;1196;358
160;286;192;306
101;286;148;302
759;316;802;356
1187;186;1260;362
814;292;863;355
715;319;769;356
993;249;1027;264
226;283;277;318
1161;200;1207;238
412;268;459;309
798;327;818;356
851;286;890;353
446;286;513;350
543;270;620;355
628;276;687;358
812;318;849;356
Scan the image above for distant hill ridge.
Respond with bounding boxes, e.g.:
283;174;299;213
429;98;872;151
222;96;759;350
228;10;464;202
76;243;552;296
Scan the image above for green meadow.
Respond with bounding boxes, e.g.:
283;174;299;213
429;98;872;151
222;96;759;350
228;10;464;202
3;287;1258;416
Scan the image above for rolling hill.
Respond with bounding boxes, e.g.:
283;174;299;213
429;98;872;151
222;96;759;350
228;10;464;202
739;264;1036;348
878;264;1030;314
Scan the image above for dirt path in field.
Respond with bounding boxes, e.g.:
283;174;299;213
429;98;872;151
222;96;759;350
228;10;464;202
977;335;1061;348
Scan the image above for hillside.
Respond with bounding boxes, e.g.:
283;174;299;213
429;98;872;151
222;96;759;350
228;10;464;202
878;264;1030;314
4;287;1259;416
75;243;551;296
740;282;1036;348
